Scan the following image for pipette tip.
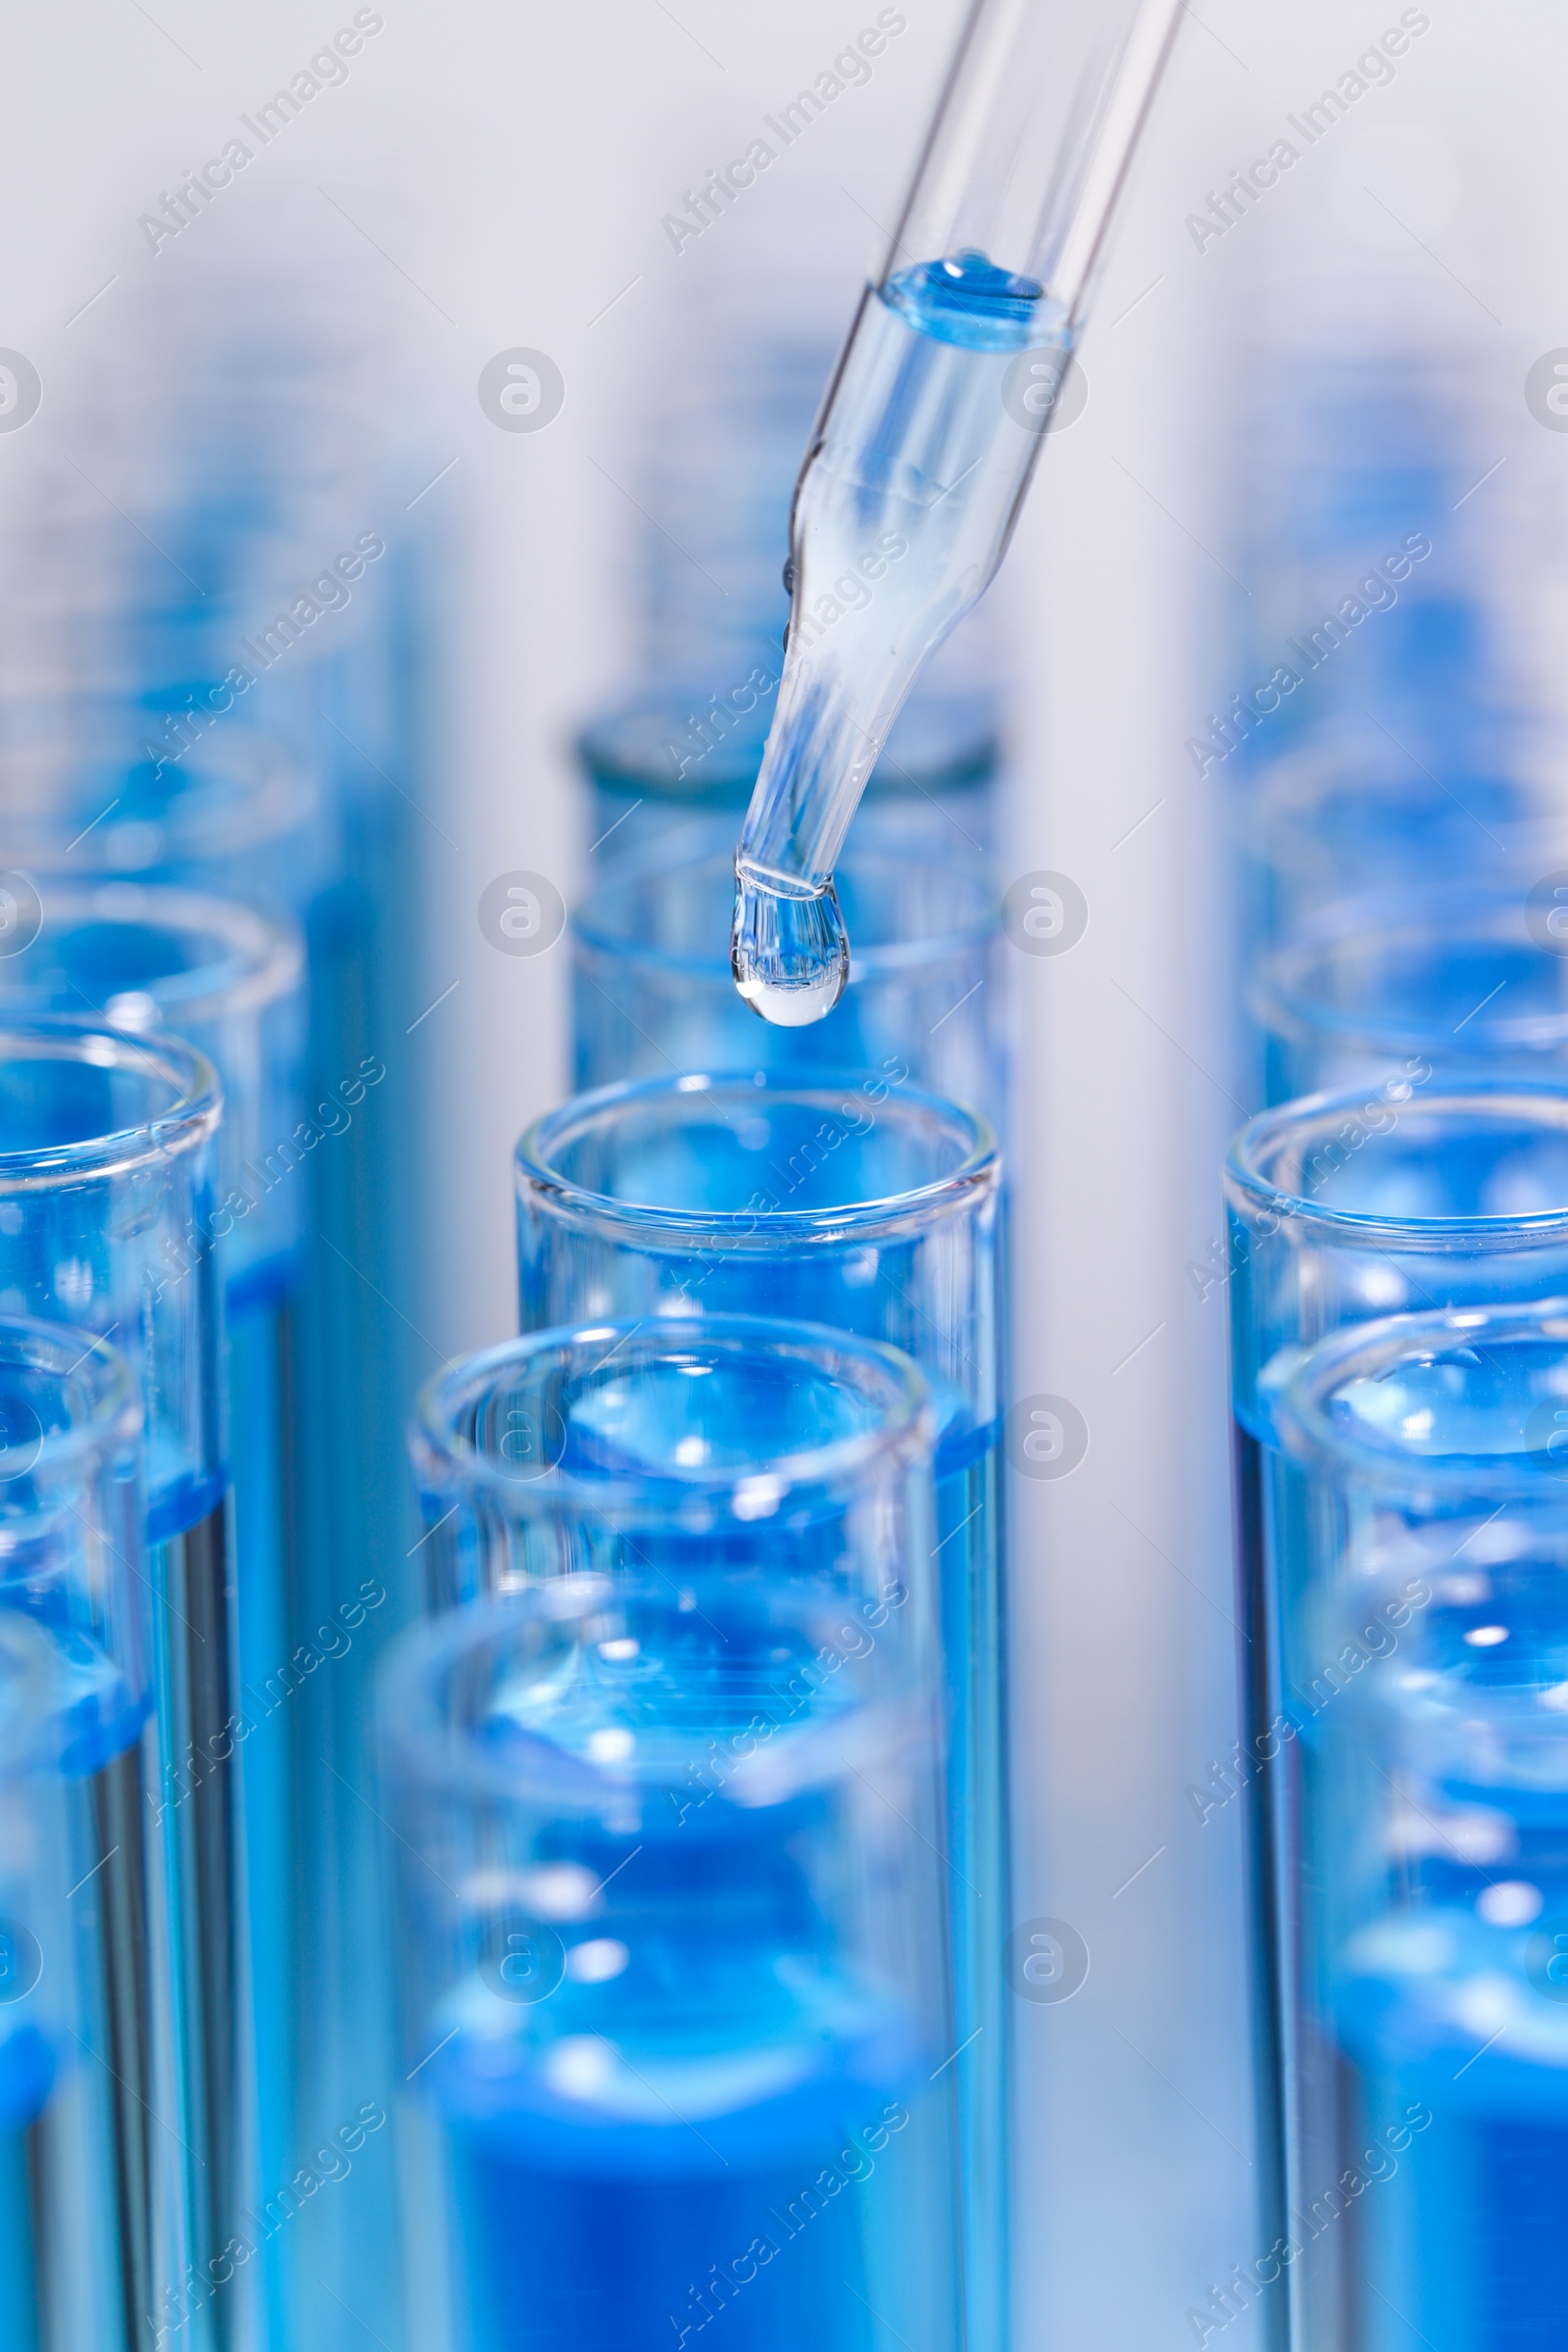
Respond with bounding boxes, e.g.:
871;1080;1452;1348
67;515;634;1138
730;863;850;1027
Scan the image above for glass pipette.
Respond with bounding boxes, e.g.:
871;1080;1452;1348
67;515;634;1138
732;0;1185;1023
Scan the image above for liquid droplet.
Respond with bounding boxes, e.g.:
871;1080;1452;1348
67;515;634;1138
730;864;850;1027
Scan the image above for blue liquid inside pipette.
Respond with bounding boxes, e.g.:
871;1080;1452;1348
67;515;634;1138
881;252;1047;347
734;251;1071;1024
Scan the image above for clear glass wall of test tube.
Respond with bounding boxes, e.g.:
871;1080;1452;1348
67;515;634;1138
731;0;1184;1024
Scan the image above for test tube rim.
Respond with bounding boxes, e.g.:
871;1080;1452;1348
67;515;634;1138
1249;884;1568;1058
1226;1079;1568;1250
0;1012;222;1191
411;1311;935;1525
0;714;316;867
376;1579;937;1815
0;878;305;1028
571;824;1002;984
1246;729;1548;860
516;1069;1000;1249
1274;1294;1568;1499
575;688;1001;805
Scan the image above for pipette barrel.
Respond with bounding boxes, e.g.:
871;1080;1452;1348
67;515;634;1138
730;0;1181;1024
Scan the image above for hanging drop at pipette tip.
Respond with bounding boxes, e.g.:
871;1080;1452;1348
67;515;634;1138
731;861;850;1027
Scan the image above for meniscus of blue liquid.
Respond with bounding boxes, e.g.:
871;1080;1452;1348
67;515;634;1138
732;250;1074;1025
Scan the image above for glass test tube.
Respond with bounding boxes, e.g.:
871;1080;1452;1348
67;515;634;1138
0;1016;255;2351
0;443;379;836
1249;886;1568;1105
2;676;420;2349
377;1566;963;2352
577;683;1001;869
0;879;308;2339
0;710;328;918
1222;358;1519;815
0;1316;172;2352
267;601;426;2352
116;550;423;2352
30;354;426;2352
1269;1299;1568;2351
1224;1080;1568;2351
514;1070;1007;2352
0;881;307;1299
1238;730;1558;964
570;821;1003;1121
408;1314;935;1619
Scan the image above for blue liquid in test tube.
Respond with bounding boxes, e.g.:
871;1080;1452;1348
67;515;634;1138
1271;1301;1568;2349
509;1078;1006;2347
1;1622;152;2352
0;677;418;2344
0;283;425;2347
129;549;422;2352
434;1786;925;2352
0;1019;255;2352
432;1634;930;2350
0;880;308;2340
382;1350;962;2352
0;1316;176;2352
1225;1082;1568;2351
